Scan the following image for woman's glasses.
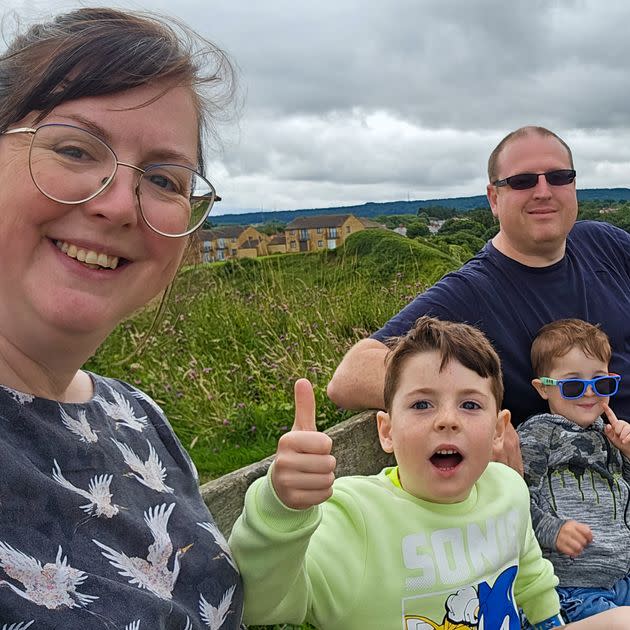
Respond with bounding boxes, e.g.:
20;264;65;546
539;374;621;400
2;123;215;238
493;169;576;190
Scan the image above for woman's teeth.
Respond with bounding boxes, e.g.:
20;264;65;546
55;240;119;270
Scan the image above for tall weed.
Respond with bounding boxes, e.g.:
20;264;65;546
87;230;460;481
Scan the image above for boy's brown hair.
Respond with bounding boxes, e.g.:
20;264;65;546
531;318;611;376
383;316;503;413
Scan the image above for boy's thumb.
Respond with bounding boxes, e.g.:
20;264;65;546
291;378;317;432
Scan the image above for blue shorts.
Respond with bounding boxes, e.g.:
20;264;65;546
558;574;630;621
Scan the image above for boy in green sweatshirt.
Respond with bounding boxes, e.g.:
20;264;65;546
229;316;630;630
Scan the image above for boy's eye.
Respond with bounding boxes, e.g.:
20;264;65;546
411;400;431;410
461;400;481;410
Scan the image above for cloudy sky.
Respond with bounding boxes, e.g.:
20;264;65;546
2;0;630;214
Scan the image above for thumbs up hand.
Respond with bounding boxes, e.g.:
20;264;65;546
271;378;336;510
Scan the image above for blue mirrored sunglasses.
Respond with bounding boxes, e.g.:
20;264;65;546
539;374;621;400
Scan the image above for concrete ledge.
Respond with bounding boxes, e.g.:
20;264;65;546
200;409;394;536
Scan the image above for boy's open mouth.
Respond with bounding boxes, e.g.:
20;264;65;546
429;448;463;470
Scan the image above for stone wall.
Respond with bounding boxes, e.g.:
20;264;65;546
200;409;394;536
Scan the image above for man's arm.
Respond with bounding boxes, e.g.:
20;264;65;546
327;338;389;410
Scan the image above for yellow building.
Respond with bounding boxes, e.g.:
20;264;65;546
196;225;268;262
283;214;367;253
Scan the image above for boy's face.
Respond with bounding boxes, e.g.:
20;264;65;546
377;351;509;504
532;345;610;428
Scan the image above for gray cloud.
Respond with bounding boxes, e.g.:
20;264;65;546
3;0;630;212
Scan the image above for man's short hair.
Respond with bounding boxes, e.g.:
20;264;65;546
530;318;612;377
487;126;574;183
383;316;503;413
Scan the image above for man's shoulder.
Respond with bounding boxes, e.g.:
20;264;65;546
569;219;628;244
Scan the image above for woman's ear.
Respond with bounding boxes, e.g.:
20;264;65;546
377;410;394;453
531;378;549;400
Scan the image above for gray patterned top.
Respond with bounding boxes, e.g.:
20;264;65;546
518;413;630;589
0;373;243;629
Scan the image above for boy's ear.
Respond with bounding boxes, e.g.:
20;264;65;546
531;378;549;400
493;409;511;446
377;410;394;454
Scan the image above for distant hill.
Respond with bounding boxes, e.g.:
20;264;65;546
211;188;630;226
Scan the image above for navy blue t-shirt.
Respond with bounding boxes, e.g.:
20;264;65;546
372;220;630;426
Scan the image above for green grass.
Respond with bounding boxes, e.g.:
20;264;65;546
86;229;461;482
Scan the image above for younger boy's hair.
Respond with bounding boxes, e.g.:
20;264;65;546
531;318;612;377
383;316;504;413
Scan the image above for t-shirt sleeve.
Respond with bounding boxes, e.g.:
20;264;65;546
371;279;460;342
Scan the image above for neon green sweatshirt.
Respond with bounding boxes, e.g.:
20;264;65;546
229;462;559;629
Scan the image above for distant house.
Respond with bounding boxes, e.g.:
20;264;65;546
283;214;365;253
195;225;268;263
358;217;386;230
267;232;288;254
393;224;408;237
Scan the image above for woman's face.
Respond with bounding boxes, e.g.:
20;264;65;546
0;81;199;346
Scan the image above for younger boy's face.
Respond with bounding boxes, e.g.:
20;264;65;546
377;351;509;504
533;346;610;428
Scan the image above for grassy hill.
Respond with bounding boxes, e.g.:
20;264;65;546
86;229;461;481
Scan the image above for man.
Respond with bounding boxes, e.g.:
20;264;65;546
327;126;630;470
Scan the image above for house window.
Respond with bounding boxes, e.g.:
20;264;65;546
290;230;295;235
299;229;309;241
203;241;211;252
218;238;226;248
329;227;337;238
231;249;237;256
346;226;351;233
290;241;297;249
317;240;323;248
316;227;322;234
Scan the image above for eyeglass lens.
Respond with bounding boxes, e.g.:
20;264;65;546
28;124;213;236
504;169;576;190
560;376;619;399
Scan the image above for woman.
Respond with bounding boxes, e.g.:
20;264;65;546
0;7;242;629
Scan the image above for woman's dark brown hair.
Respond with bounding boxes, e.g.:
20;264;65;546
0;7;236;174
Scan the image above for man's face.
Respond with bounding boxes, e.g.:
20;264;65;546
377;352;509;503
486;133;578;263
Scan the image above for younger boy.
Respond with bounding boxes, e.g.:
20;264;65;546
229;317;629;629
518;318;630;622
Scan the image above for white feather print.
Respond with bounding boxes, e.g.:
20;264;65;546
0;386;34;405
0;622;35;630
93;502;191;600
58;406;98;443
94;387;147;431
0;543;97;609
124;621;140;630
199;585;236;629
51;459;120;518
197;522;237;571
111;438;174;493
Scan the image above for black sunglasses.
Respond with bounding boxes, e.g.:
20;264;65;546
493;169;576;190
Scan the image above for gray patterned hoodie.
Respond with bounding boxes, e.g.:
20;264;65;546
518;413;630;588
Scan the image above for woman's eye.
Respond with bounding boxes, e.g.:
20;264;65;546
411;400;430;410
147;173;178;192
461;400;481;410
55;144;92;160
